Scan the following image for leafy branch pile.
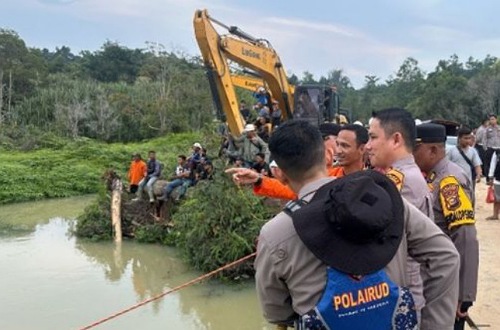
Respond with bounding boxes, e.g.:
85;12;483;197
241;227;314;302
169;167;278;278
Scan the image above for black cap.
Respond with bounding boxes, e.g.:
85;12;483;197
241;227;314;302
416;123;446;143
319;123;341;137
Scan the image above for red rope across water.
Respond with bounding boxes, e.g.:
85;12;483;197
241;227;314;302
78;252;257;330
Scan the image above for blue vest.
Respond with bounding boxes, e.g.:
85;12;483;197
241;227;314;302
297;267;417;330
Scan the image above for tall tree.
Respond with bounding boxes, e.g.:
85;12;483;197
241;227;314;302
81;41;145;83
40;46;79;74
386;57;425;108
0;29;46;125
408;69;468;122
287;73;299;85
322;69;352;91
300;71;316;84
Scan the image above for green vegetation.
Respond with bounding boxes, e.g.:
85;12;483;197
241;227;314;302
3;26;500;279
2;28;500;150
169;168;277;277
300;56;500;125
0;132;201;204
74;188;172;242
0;29;244;146
74;190;112;241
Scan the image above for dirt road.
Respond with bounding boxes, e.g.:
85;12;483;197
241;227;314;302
470;182;499;328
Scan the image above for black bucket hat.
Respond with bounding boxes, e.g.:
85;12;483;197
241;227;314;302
292;170;404;275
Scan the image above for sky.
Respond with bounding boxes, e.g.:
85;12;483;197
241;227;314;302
1;0;500;88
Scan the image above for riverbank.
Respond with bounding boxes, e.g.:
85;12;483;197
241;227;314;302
0;197;272;330
0;132;201;204
74;168;275;278
0;129;275;280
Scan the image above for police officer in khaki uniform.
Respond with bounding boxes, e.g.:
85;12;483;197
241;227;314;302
475;118;488;176
366;108;434;313
484;114;500;179
255;120;460;330
413;123;479;330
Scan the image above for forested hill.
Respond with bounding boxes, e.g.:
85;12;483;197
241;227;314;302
1;28;500;148
0;29;214;148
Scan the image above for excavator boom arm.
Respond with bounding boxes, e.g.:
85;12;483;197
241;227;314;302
219;37;294;120
193;9;294;135
193;9;244;135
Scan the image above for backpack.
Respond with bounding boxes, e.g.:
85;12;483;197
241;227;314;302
283;199;418;330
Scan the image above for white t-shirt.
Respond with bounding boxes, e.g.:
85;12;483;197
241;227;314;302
447;146;482;182
175;165;184;176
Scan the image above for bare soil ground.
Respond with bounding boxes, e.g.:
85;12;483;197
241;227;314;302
470;182;500;328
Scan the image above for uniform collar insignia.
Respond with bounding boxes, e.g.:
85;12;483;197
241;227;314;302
426;171;436;184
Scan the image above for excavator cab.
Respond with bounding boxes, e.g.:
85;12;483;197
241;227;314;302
293;85;323;124
292;85;343;125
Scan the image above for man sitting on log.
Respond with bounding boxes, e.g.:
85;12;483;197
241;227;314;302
158;154;193;202
132;150;162;203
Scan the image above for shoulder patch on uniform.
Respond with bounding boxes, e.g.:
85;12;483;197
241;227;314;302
386;168;404;191
438;176;475;229
439;176;461;211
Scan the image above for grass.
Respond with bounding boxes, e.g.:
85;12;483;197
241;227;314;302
0;132;204;204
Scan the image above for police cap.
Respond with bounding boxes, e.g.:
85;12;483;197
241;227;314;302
415;123;446;143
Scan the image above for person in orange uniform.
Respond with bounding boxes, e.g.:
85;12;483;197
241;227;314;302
226;124;368;200
128;153;147;194
226;123;339;200
332;124;368;176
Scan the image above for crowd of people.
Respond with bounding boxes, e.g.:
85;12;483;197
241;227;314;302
218;86;281;170
220;85;352;174
127;143;214;204
226;108;483;330
124;95;491;329
446;113;500;220
473;114;500;219
239;86;282;133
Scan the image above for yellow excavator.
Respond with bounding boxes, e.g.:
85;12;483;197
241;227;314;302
231;73;296;96
193;9;348;135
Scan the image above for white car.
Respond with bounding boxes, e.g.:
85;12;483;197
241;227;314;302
418;119;459;153
445;136;458;153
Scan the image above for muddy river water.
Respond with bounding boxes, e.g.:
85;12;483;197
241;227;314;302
0;196;271;329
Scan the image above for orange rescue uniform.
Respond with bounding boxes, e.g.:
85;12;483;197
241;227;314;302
128;160;147;185
253;166;345;200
